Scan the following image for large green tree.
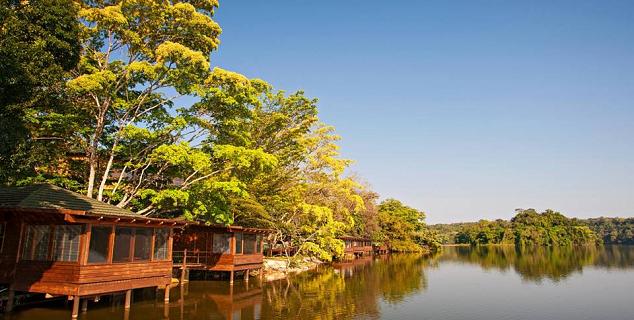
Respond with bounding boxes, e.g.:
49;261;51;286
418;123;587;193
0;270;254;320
0;0;80;184
377;199;440;252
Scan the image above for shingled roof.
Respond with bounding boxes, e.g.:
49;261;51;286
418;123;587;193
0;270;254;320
0;184;139;217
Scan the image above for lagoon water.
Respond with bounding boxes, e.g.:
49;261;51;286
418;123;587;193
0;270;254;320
9;245;634;320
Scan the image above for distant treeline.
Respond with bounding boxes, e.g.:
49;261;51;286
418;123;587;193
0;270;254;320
576;217;634;245
430;209;602;246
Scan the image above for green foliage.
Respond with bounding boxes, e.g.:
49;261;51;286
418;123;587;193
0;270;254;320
450;209;601;247
376;199;441;253
0;0;81;184
579;217;634;244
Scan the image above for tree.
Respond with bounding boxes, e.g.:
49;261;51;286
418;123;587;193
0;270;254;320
451;209;600;247
377;199;439;252
0;0;80;184
67;0;221;199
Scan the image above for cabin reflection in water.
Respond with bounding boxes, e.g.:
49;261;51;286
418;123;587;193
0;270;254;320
0;184;185;319
165;281;263;320
333;255;374;277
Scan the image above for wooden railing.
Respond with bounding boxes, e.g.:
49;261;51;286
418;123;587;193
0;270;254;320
172;250;214;267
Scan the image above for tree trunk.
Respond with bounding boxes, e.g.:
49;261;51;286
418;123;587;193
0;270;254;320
86;154;97;198
97;141;118;201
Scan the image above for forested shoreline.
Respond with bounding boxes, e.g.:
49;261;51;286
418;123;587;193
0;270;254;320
0;0;439;262
431;209;634;246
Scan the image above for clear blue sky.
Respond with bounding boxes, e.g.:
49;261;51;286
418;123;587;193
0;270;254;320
206;1;634;223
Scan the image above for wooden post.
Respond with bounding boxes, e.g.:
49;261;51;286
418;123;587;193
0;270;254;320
229;270;234;285
244;269;249;283
163;303;169;319
71;296;80;319
180;249;187;286
164;284;170;304
81;298;88;312
124;290;132;309
5;289;15;312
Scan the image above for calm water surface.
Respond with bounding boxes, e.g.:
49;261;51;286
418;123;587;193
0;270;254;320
9;245;634;320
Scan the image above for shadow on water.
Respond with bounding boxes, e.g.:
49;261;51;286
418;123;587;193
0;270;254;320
440;245;634;283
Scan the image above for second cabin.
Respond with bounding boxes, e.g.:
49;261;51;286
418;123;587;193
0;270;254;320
172;224;271;283
340;236;373;259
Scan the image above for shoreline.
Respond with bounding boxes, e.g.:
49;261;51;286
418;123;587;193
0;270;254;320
262;257;324;281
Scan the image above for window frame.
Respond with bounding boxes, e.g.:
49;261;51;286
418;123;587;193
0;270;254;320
153;228;171;261
212;232;231;254
235;232;243;255
52;225;83;262
87;224;114;264
243;233;257;254
133;227;153;261
21;224;54;261
112;226;134;263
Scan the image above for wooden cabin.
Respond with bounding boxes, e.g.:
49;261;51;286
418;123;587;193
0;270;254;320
340;236;373;259
0;184;185;318
172;224;271;284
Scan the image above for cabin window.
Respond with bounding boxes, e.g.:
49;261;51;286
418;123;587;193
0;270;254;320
53;225;82;262
22;225;52;261
153;228;170;260
88;226;111;263
134;228;152;261
113;227;133;262
212;233;231;254
244;234;257;254
235;232;243;254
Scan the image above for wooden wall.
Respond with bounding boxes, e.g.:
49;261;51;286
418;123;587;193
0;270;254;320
0;211;175;297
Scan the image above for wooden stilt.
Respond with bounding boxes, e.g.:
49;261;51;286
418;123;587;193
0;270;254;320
124;290;132;309
244;269;249;283
5;289;15;312
81;298;88;312
163;303;169;319
180;249;187;286
164;284;171;304
229;270;234;285
71;296;80;319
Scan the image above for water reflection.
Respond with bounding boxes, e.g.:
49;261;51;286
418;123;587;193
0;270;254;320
441;245;634;282
260;254;429;319
8;246;634;320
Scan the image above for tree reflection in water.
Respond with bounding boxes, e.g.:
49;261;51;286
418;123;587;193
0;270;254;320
441;245;634;283
259;254;430;319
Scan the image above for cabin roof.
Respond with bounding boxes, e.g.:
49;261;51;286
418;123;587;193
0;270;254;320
0;184;188;226
0;184;140;217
